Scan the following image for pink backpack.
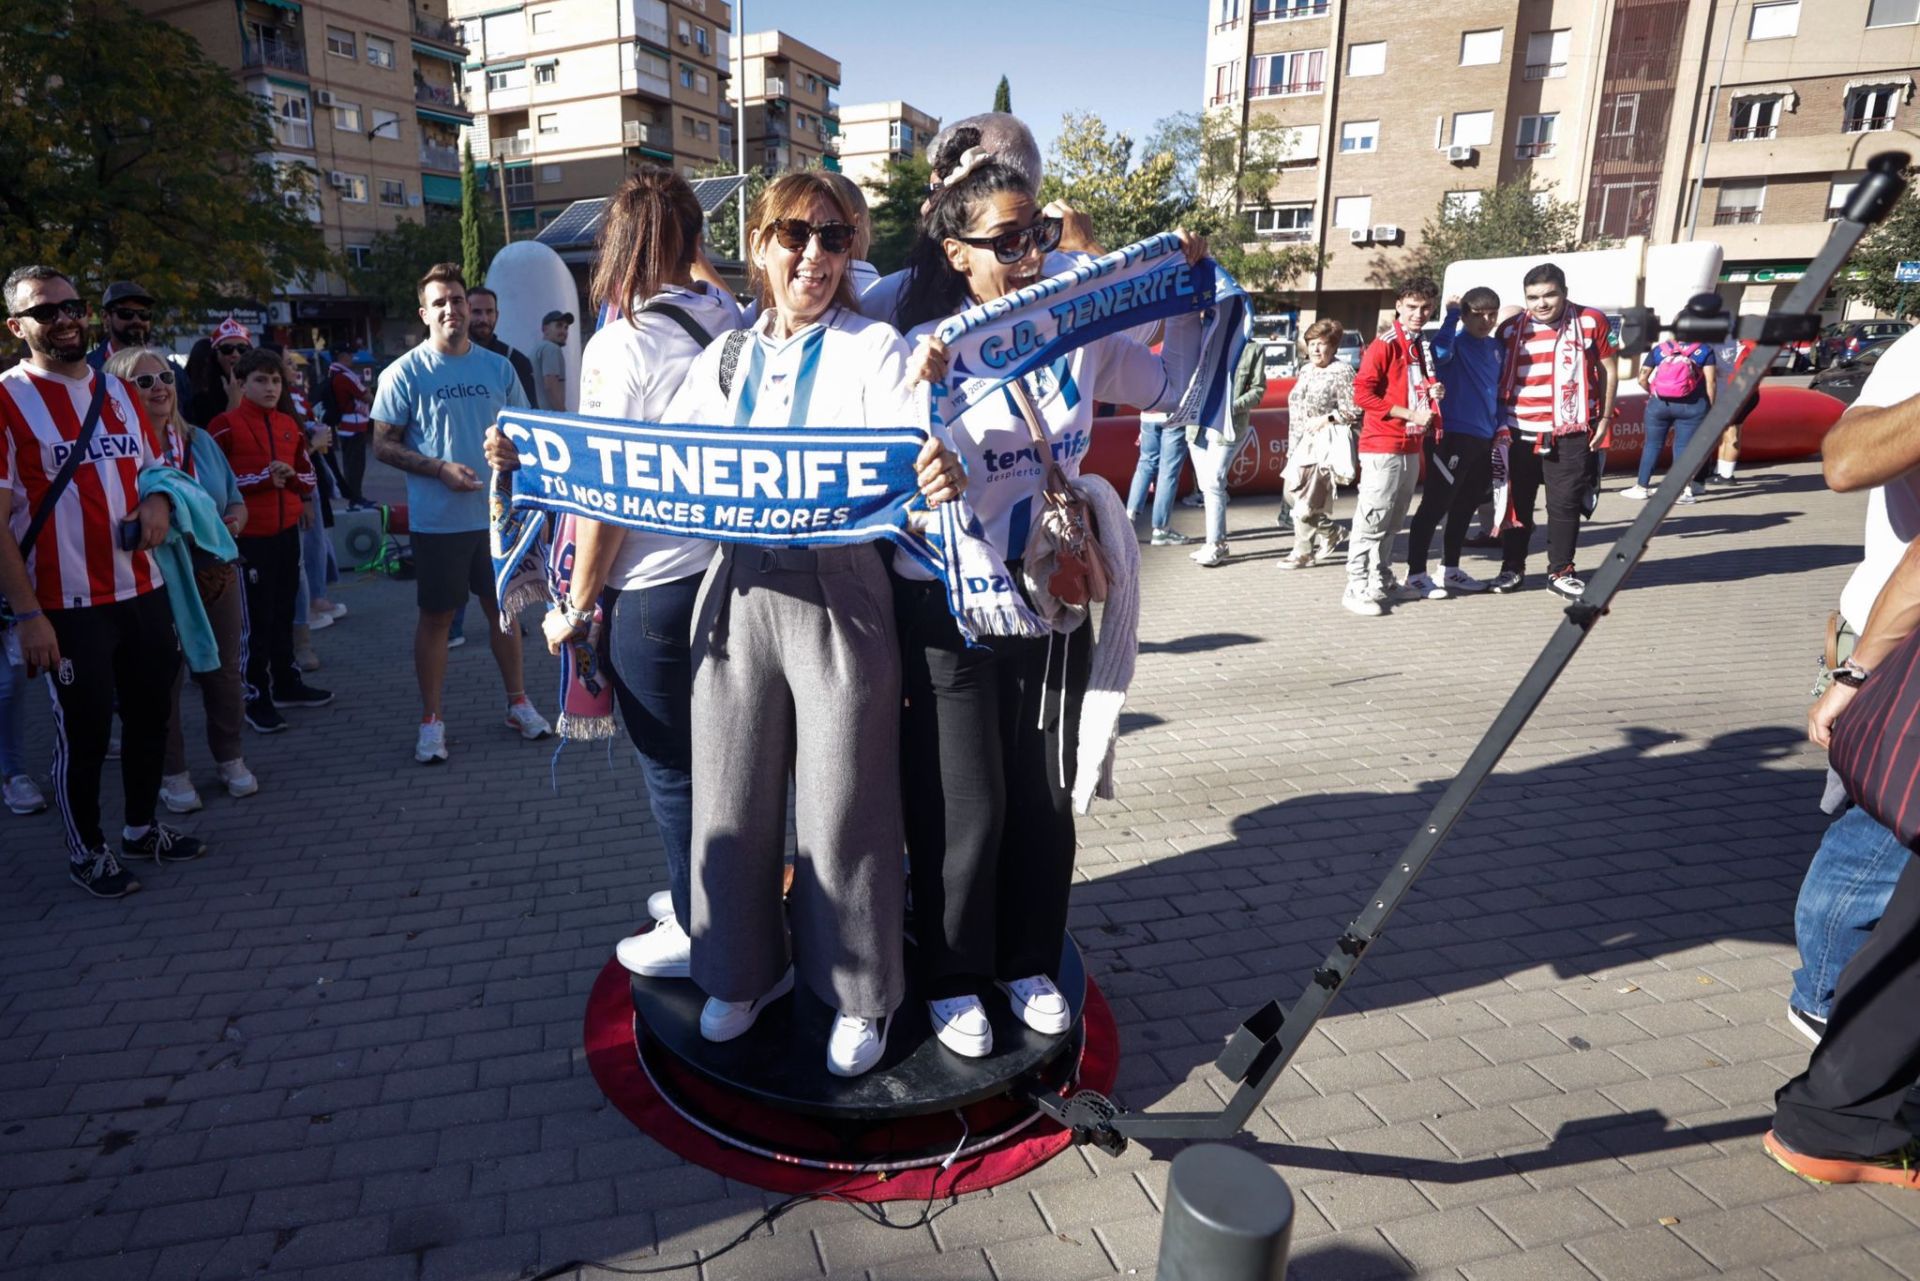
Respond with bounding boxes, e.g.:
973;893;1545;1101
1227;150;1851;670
1649;342;1705;399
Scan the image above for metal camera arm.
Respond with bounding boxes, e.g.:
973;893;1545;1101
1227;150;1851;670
1031;150;1911;1153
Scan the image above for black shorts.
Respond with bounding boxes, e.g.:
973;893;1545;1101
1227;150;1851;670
412;529;497;613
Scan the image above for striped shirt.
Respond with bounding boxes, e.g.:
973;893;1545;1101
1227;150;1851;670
1498;306;1614;437
0;363;165;612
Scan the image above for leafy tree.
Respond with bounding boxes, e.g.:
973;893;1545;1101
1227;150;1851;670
863;151;934;276
347;211;497;317
1379;181;1582;288
1835;173;1920;317
0;0;330;328
1038;111;1180;256
461;140;485;287
993;76;1011;114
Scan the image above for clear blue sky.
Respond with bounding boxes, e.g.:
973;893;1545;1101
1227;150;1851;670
733;0;1205;159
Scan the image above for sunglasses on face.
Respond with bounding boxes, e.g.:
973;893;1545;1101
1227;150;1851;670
217;344;250;357
10;299;87;325
112;307;152;323
953;215;1064;265
131;370;176;390
769;219;856;255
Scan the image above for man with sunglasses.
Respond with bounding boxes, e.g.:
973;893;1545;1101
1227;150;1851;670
87;282;197;411
1;265;206;899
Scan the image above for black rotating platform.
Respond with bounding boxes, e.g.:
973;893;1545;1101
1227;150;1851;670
630;934;1088;1128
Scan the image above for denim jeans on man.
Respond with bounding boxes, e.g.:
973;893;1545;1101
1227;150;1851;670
1637;394;1709;490
1126;418;1189;531
1790;803;1908;1019
0;658;28;778
601;571;701;925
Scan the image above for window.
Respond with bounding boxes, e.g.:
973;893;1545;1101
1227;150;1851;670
365;35;394;69
537;112;559;134
696;119;711;141
889;121;915;152
541;164;563;184
1515;113;1557;158
271;89;311;149
530;9;554;32
695;26;709;54
345;244;371;268
1748;1;1799;39
337;172;369;203
1602;93;1640;136
505;167;533;201
1346;41;1385;76
534;62;557;84
370;108;399;140
1714;182;1765;225
1451;110;1494;147
1730;95;1782;140
679;63;694;88
682;114;696;136
676;17;691;42
1249;49;1326;96
695;71;710;95
487;66;526;91
1332;195;1372;229
1868;0;1919;25
1525;29;1569;79
1251;203;1314;240
1460;29;1502;66
378;178;405;206
1829;178;1860;218
326;26;355;58
1275;124;1320;162
1217;0;1242;28
482;12;524;57
1339;120;1378;153
805;74;818;92
1253;0;1328;18
332;100;362;132
1211;62;1242;106
1846;84;1903;133
1443;191;1484;217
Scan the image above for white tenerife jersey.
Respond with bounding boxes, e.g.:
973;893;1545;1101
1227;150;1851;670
580;283;744;590
664;305;918;432
0;363;165;612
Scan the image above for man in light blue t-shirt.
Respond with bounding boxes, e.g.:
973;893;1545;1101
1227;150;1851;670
371;262;551;765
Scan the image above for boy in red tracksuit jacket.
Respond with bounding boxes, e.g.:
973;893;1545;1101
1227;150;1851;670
210;350;331;730
1343;276;1443;617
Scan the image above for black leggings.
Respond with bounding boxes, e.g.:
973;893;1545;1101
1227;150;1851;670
892;573;1090;998
45;591;181;855
337;432;369;504
1407;434;1494;574
238;526;301;699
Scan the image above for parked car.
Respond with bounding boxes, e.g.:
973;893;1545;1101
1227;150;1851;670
1810;339;1893;405
1814;320;1910;370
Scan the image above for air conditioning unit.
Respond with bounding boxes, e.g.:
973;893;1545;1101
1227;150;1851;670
1371;224;1402;244
1348;227;1372;244
314;89;334;108
327;170;349;188
1446;144;1476;163
279;8;298;25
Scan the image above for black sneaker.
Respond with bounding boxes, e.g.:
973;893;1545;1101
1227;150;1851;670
121;823;208;864
70;847;141;898
245;698;288;734
272;680;334;709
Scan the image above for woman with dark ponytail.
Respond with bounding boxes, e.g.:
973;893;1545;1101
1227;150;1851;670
889;129;1211;1061
483;164;742;980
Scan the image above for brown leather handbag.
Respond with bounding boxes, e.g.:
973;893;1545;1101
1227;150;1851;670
1007;378;1108;620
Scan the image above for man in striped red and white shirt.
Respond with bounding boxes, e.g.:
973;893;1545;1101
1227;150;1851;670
1;265;207;899
1490;262;1618;599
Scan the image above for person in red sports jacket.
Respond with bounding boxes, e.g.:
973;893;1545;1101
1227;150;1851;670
1343;276;1443;617
209;350;331;731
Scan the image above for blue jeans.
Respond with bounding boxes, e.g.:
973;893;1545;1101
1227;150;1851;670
0;658;27;777
1126;421;1189;531
1637;397;1709;489
1790;805;1907;1019
602;572;700;925
293;517;337;627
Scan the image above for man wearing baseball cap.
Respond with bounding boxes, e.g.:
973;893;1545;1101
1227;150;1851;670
532;310;571;411
87;282;156;371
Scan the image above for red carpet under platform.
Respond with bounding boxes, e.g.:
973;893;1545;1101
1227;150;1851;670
582;957;1121;1201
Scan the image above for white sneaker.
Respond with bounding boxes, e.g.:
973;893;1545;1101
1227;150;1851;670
307;611;334;633
415;720;449;764
615;916;691;978
1677;488;1698;505
1403;571;1447;600
700;968;795;1042
158;772;203;815
4;773;48;815
929;995;993;1058
998;975;1071;1035
504;700;552;741
1440;566;1489;594
1619;485;1650;500
217;759;259;798
1190;541;1227;568
447;634;466;650
647;889;673;922
1341;588;1384;617
324;601;348;621
827;1011;890;1077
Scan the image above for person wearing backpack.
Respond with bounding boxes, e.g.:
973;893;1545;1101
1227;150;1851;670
1623;338;1717;504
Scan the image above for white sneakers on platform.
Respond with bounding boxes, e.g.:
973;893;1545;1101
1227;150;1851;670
827;1012;890;1077
931;973;1073;1059
699;967;795;1042
999;975;1072;1034
616;916;691;978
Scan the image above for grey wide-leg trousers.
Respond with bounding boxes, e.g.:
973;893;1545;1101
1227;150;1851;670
687;543;906;1019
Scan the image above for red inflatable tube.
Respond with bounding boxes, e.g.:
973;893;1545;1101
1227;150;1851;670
1080;381;1847;496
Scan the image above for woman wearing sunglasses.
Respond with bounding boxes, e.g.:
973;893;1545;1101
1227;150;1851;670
660;170;963;1079
104;348;259;813
888;128;1210;1061
182;318;254;428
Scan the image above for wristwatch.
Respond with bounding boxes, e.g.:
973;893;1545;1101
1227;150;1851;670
1833;660;1871;689
561;602;595;628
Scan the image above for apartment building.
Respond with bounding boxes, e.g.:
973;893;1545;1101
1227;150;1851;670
1203;0;1916;335
734;31;842;174
451;0;732;237
139;0;474;348
834;101;941;197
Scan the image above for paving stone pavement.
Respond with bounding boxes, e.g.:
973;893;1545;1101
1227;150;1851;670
3;458;1917;1281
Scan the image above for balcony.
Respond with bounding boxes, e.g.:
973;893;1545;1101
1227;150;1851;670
1249;80;1324;98
765;75;787;98
1523;62;1566;80
1209;92;1242;107
412;13;464;48
1259;228;1313;242
1729;124;1777;141
1254;0;1329;19
241;35;307;74
495;136;533;158
623;119;671;150
824;97;838;115
415;81;463;109
1845;114;1896;134
420;140;460;170
1713;208;1763;226
1514;142;1556;159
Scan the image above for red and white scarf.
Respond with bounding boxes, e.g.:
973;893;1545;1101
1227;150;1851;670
1499;307;1602;437
1391;319;1439;438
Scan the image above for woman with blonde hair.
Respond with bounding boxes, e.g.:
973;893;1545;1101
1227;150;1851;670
1277;318;1358;570
104;347;259;810
661;170;962;1078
